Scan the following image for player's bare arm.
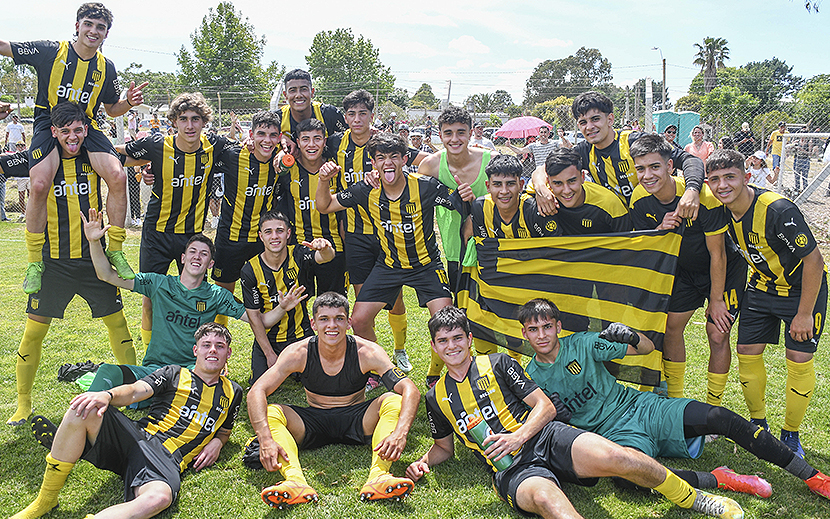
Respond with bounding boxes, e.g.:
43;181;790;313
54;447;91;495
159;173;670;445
705;232;733;334
405;435;454;482
792;248;825;342
68;378;153;420
0;40;11;56
484;388;554;462
314;163;346;214
193;427;231;471
415;152;440;179
81;208;135;290
302;238;336;264
531;165;558;216
103;80;149;118
246;308;279;368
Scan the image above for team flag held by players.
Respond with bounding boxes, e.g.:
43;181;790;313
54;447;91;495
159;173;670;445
458;229;682;386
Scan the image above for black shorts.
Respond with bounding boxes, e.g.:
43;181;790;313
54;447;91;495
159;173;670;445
494;421;597;517
211;235;263;283
357;263;451;310
28;117;58;167
139;227;193;274
82;407;181;504
286;399;375;450
308;251;348;296
27;257;123;318
737;274;828;353
668;259;747;317
344;233;380;286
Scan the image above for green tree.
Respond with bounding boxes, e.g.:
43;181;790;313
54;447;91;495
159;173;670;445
305;28;395;106
630;78;668;111
466;90;514;113
752;109;791;147
738;58;803;117
388;88;409;110
693;37;730;93
701;86;759;136
411;83;440;109
485;114;503;127
796;74;830;130
530;96;574;130
177;2;282;109
689;67;742;96
675;94;703;113
119;63;181;108
523;47;613;106
0;61;36;111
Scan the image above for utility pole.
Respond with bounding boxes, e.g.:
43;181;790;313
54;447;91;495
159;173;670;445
652;47;666;110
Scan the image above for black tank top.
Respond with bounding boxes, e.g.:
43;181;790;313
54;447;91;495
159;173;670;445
300;335;369;396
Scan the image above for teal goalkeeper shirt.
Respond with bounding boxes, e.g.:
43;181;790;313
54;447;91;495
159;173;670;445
132;272;245;368
525;332;642;434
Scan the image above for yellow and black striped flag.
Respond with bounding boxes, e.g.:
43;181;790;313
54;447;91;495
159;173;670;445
458;229;682;386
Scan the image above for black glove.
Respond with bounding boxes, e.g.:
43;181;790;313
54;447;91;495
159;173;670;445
599;322;640;349
549;392;572;423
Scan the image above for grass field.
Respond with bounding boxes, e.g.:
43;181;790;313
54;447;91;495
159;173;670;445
1;220;830;518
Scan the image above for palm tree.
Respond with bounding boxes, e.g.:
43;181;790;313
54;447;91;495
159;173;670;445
693;37;730;93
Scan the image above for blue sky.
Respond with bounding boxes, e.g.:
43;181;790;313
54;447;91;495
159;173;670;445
3;0;825;106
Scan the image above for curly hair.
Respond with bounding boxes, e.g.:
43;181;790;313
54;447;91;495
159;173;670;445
168;92;213;125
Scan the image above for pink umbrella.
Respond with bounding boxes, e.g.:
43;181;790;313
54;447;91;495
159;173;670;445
494;116;552;139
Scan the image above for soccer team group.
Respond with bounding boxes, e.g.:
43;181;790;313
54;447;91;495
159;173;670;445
2;3;830;519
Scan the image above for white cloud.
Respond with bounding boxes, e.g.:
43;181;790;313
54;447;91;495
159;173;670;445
456;59;474;69
519;38;573;48
448;35;490;55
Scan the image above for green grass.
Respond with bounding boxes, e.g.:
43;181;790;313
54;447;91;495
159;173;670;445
1;220;830;518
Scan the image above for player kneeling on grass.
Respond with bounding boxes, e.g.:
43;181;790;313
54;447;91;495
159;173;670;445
406;306;744;519
11;323;242;519
247;291;420;509
519;298;830;502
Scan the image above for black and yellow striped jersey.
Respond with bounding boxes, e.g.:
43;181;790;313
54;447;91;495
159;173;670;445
239;246;315;345
139;365;242;472
327;130;375;235
728;187;821;297
11;40;119;125
277;101;347;145
125;133;232;234
425;354;536;470
277;161;347;251
555;181;632;235
0;150;30;178
44;149;105;260
470;193;560;238
336;174;459;269
215;145;279;243
574;130;704;204
630;178;736;274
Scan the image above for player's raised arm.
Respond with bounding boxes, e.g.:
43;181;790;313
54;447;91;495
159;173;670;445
80;208;135;290
314;162;346;214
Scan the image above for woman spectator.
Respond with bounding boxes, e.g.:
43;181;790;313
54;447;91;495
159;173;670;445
684;125;714;161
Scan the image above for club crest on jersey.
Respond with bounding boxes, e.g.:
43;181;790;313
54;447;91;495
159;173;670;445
196;301;206;312
213;268;222;278
748;232;760;246
201;154;209;165
405;203;417;215
566;360;581;375
545;220;557;233
582;219;592;228
91;70;102;82
475;374;492;392
285;267;298;281
32;148;43;160
618;161;630;173
219;395;230;408
795;233;809;248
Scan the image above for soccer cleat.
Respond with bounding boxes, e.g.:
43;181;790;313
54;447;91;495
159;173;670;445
805;471;830;500
690;490;744;519
425;376;439;390
750;418;770;433
780;429;805;459
359;475;413;502
106;249;136;280
31;415;57;450
712;466;772;498
365;373;381;392
261;481;319;509
394;350;413;373
22;261;44;294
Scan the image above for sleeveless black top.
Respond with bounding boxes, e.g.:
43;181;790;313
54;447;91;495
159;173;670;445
300;335;369;396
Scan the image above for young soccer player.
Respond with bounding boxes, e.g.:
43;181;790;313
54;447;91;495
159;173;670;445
276;68;346;156
707;149;827;458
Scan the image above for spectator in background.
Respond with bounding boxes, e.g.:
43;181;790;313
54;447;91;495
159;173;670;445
150;112;161;135
506;126;558;169
747;150;776;189
734;122;755;156
4;113;25;152
663;124;682;149
766;121;787;176
410;131;435;153
469;122;496;150
788;129;812;194
718;136;735;150
398;123;411;144
127;109;138;139
685;125;714;161
557;127;573;149
424;115;434;138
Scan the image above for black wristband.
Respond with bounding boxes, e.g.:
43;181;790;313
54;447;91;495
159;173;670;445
105;390;114;401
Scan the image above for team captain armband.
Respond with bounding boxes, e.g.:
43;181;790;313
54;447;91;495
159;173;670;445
381;367;408;390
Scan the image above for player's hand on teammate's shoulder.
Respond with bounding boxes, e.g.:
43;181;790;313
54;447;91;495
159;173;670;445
657;211;682;231
676;188;700;221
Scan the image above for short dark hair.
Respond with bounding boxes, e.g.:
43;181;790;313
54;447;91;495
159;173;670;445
706;149;746;175
312;291;350;318
259;210;291;229
629;133;673;162
572;91;614;119
485;154;523;179
194;322;232;346
517;298;560;325
284;69;312;86
438;106;472;130
296;118;325;136
545;148;583;177
719;136;734;150
664;124;677;132
185;233;215;261
428;306;470;340
77;2;113;29
343;90;375;112
50;102;87;128
251;110;280;131
367;132;408;158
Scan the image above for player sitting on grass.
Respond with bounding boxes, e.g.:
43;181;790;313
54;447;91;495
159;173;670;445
11;323;242;519
519;298;830;502
247;292;420;509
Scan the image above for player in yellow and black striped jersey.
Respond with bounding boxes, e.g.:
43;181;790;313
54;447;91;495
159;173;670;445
211;111;282;294
708;150;827;455
6;102;135;427
240;212;335;383
408;306;729;518
277;69;346;155
468;155;560;240
12;323;241;518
